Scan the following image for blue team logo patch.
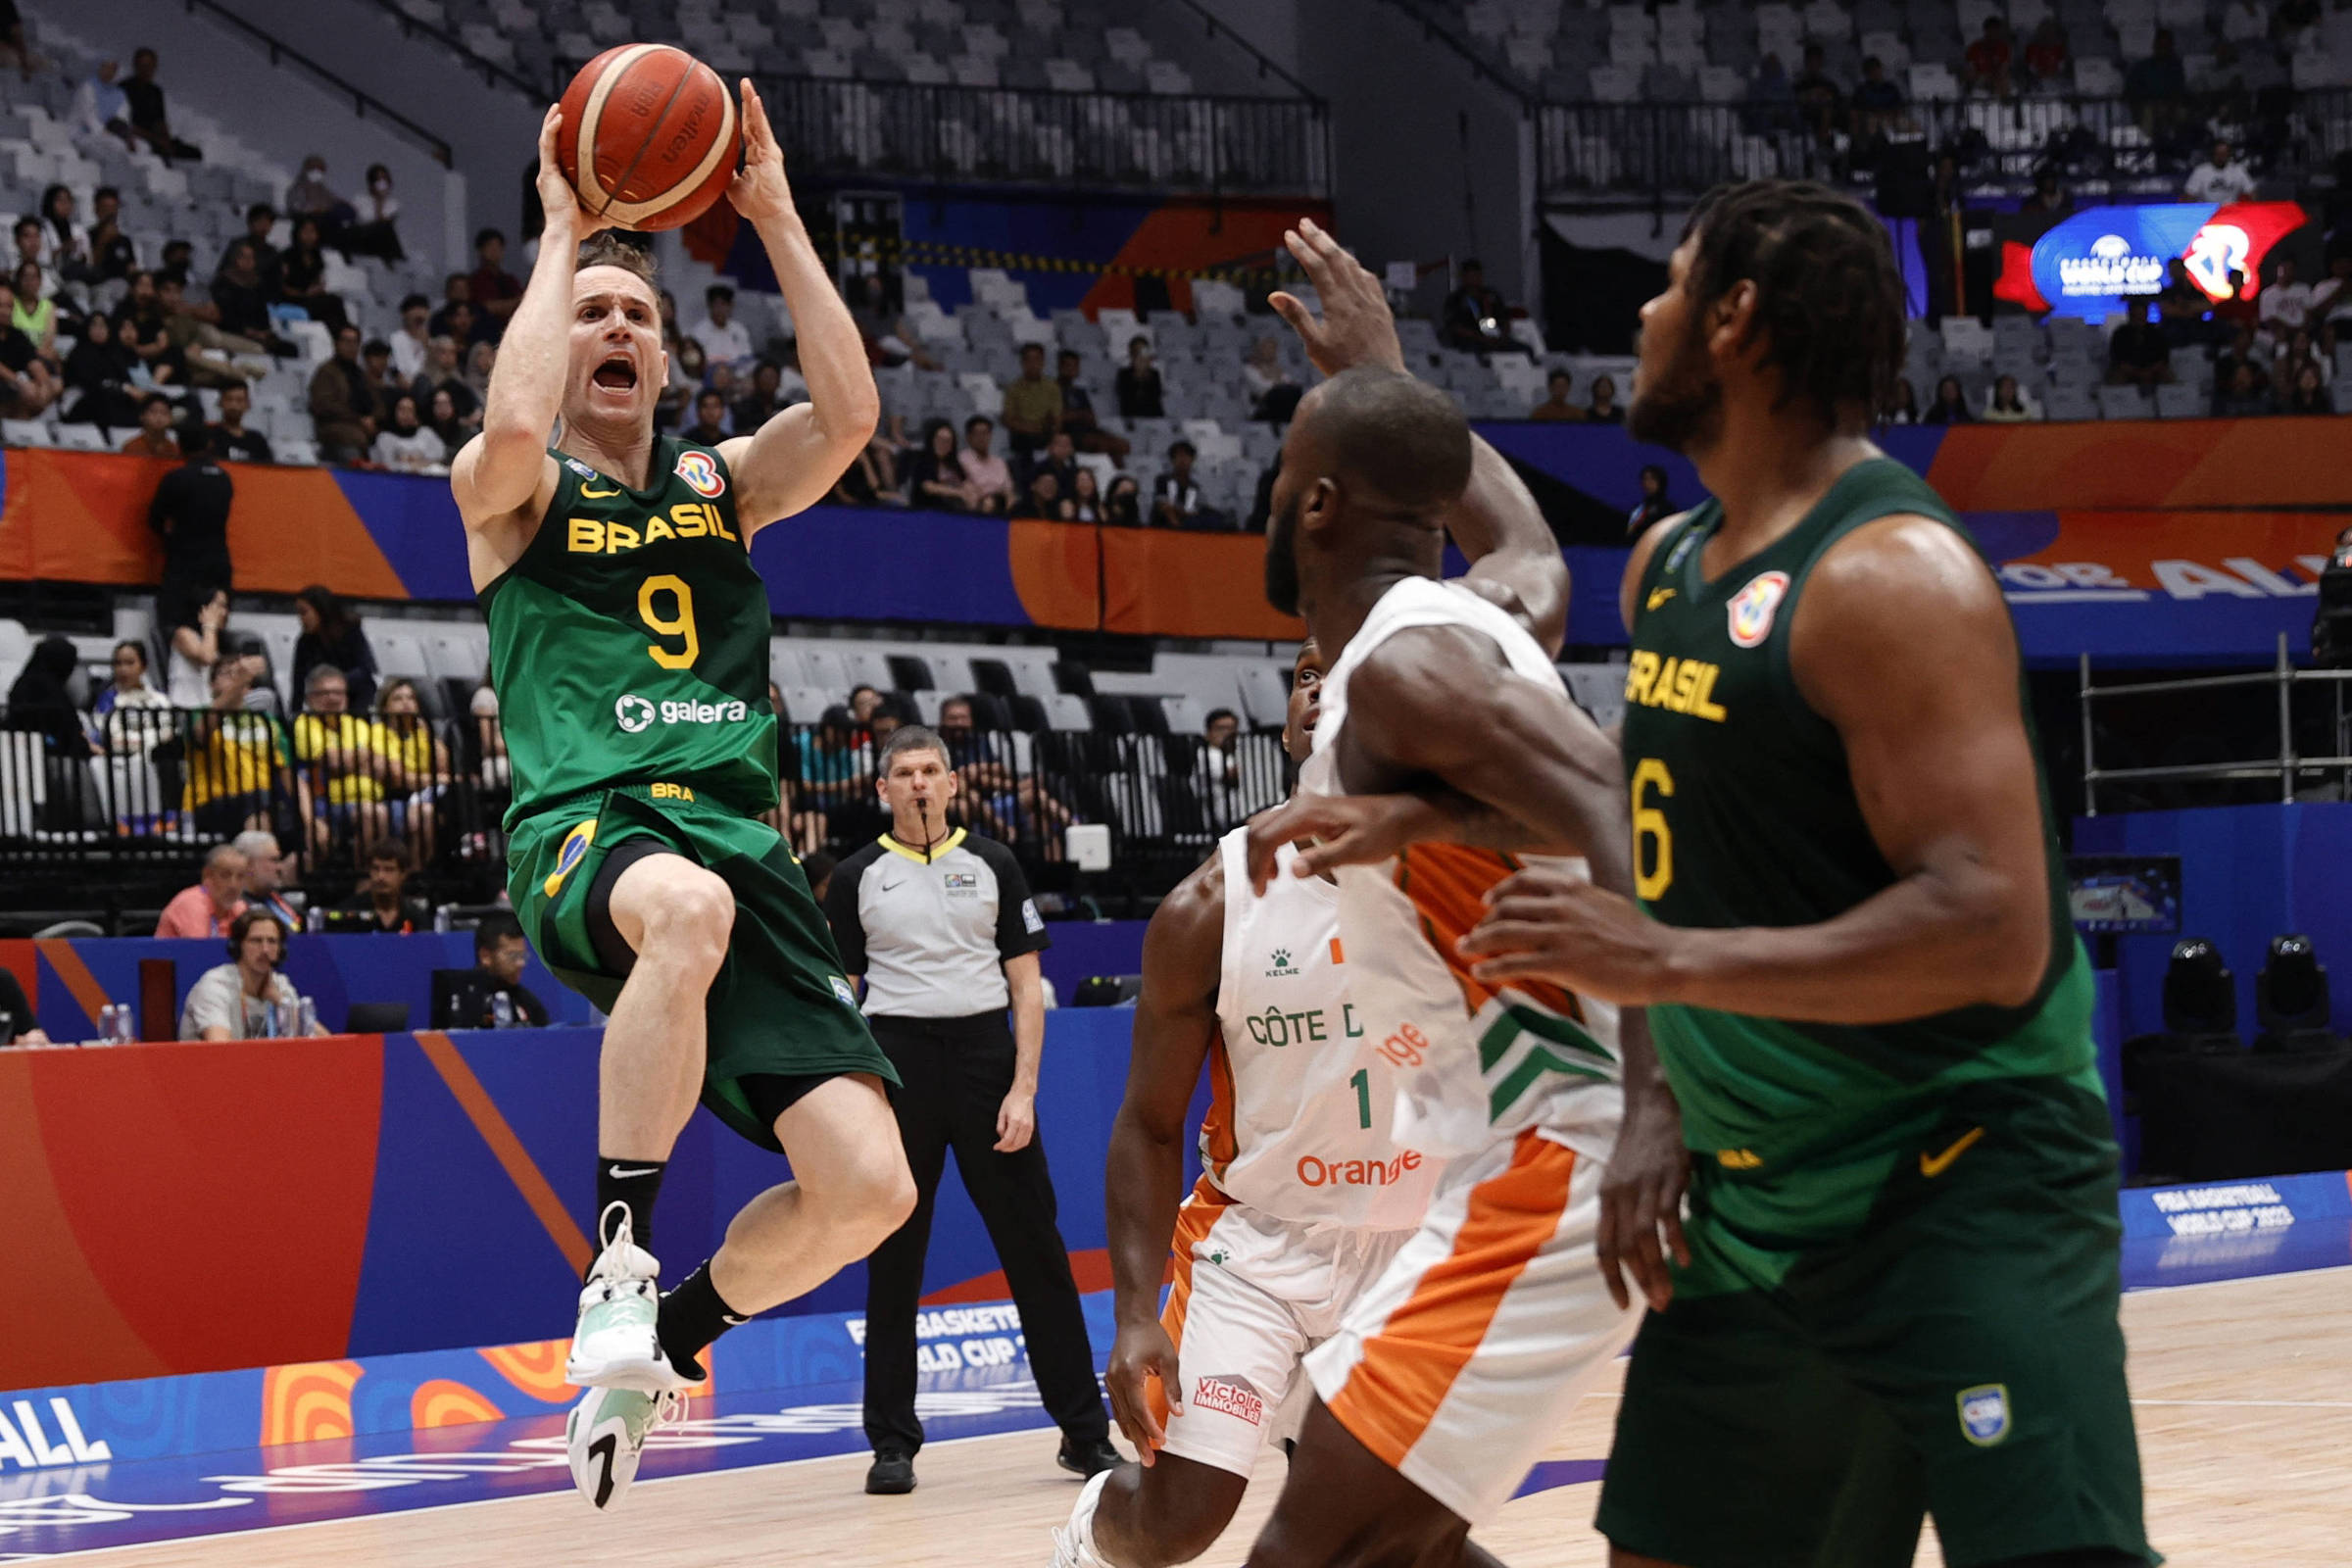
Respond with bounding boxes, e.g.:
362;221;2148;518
675;449;725;498
1957;1384;2011;1446
1727;569;1790;649
828;974;858;1008
563;456;599;481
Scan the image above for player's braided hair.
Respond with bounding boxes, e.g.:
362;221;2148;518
1681;180;1906;424
574;230;661;286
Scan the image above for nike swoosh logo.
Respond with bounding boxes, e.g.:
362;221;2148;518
1919;1125;1985;1178
880;879;904;892
1646;587;1677;611
580;484;621;498
606;1164;660;1180
589;1433;617;1507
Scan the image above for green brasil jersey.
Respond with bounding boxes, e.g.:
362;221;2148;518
1621;457;2094;1170
480;436;779;828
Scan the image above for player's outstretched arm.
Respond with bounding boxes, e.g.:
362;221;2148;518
1270;219;1567;654
1102;855;1224;1463
452;105;593;527
1463;515;2056;1024
717;80;880;536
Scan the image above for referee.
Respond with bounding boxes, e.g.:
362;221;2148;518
825;723;1116;1496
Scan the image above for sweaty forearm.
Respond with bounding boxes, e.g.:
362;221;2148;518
1104;1111;1186;1328
1660;857;2051;1023
1446;438;1568;655
757;215;875;444
480;226;578;439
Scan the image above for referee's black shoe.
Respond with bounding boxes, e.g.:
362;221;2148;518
865;1449;916;1494
1056;1436;1120;1479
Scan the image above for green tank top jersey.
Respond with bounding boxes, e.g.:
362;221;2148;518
1621;457;2095;1166
480;436;779;828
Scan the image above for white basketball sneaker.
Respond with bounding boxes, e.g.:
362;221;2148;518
565;1203;693;1394
566;1382;683;1511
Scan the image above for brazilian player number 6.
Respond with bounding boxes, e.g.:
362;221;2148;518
638;574;701;669
1632;757;1674;902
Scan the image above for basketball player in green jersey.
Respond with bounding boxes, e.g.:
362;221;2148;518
453;87;914;1511
1444;181;2153;1566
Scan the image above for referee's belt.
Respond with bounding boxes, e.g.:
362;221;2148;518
866;1010;1011;1037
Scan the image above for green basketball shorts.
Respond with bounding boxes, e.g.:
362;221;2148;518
1595;1072;2155;1568
507;783;897;1152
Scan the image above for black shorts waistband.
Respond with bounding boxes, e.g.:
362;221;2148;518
867;1010;1011;1038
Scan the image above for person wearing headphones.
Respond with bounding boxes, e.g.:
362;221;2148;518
178;908;327;1040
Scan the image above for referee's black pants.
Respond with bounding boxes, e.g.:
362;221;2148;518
861;1010;1108;1456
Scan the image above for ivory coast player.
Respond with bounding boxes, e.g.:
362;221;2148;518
453;86;915;1510
1225;222;1690;1568
1055;637;1465;1568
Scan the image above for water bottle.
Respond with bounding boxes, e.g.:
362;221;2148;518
93;1004;116;1046
0;1008;15;1046
299;997;318;1037
109;1004;135;1045
260;1001;280;1040
490;991;514;1030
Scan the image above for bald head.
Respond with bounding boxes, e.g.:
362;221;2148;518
1292;368;1475;515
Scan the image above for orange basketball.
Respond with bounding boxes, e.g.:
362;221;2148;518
556;44;740;232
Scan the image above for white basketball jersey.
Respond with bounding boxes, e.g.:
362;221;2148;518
1300;576;1624;1163
1204;826;1439;1230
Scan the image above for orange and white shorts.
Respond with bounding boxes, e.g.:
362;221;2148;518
1152;1180;1417;1479
1305;1129;1640;1525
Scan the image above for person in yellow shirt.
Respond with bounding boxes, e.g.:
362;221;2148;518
182;659;295;837
373;676;451;859
292;663;393;858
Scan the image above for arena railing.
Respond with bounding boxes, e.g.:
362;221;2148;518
2077;636;2352;815
1535;89;2352;202
757;76;1332;198
0;706;1291;926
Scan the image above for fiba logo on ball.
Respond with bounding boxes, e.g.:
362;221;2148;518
615;694;656;733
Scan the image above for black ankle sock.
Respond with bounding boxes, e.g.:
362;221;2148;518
657;1261;750;1381
593;1156;666;1267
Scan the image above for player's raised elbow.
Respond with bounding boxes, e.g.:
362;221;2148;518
814;385;882;451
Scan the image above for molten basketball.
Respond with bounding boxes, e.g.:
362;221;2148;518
557;44;740;232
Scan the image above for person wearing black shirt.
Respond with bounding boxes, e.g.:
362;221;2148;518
220;204;282;300
210;240;287;351
1113;334;1162;418
212;382;274;463
0;962;50;1046
6;635;94;760
148;422;233;626
291;584;376;713
1442;257;1517;353
0;277;55;416
336;837;429;933
113;270;185;387
464;912;551;1027
1054;347;1128;462
122;48;200;163
281;218;349;337
61;308;140;428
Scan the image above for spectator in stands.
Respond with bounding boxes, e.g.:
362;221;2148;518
732;359;788;432
93;640;166;723
1585;373;1624;423
424;386;468;453
1103;472;1144;527
1923;375;1975;424
6;635;91;764
157;274;268;389
2311;252;2352;328
1790;44;1844;135
1964;19;2015;97
936;693;1074;851
466;228;522;341
122;47;200;164
684;388;732;446
185;656;293;836
345;165;403;263
470;673;508;793
222;204;282;298
36;185;84;281
1001;342;1062;459
464;911;549;1026
1530;368;1583;420
1627;465;1674;535
389;294;433;383
121;391;180;458
1443;259;1517;354
372;393;447;474
85;188;137;283
1115;334;1163;417
2283;362;2334;415
113;271;182;388
0;277;55;416
2021;20;2070;92
295;663;394;857
2261;255;2314;337
905;418;965;510
690;283;753;371
2216;359;2276;416
310;323;378;463
1982;374;2040;421
234;828;301;930
1200;705;1242;808
208;241;289;353
9;261;56;360
75;58;136;154
2185;139;2257;203
157;239;200;293
2021;168;2071;217
2217;324;2270;395
284;156;348;230
849;274;940;369
959;415;1015;514
2126;29;2188;130
1151;440;1222;530
1025;427;1077;497
159;586;227;709
291;586;374;714
849;686;885;737
180;908;322;1040
155;842;251;938
412;335;478;436
2155;259;2215;344
10;220;51;298
1887;376;1920;423
209;383;272;464
2107;301;2176;388
429;273;477;344
2210;268;2261;337
1011;467;1064;520
1852;56;1905;131
1067;466;1102;522
282;213;359;336
867;698;910;755
828;431;900;508
798;705;869;813
2273;324;2324;390
1040;350;1108;460
234;634;286;720
1241;335;1299;419
374;677;447;860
